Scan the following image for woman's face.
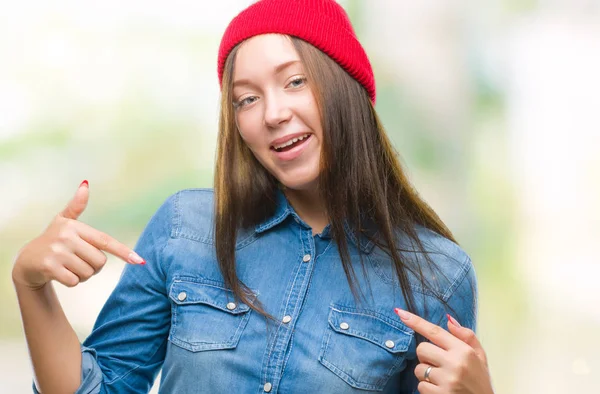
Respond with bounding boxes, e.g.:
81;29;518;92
232;34;323;192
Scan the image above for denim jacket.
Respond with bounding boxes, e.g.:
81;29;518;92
35;188;477;394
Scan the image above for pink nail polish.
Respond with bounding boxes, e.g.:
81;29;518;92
80;180;89;188
394;308;411;320
128;252;145;265
447;313;461;327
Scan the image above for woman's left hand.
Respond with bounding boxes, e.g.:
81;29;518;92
394;308;494;394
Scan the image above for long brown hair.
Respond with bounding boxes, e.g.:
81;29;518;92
214;36;457;320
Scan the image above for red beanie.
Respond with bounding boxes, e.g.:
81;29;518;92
217;0;376;104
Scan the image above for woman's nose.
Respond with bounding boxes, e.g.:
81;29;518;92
263;95;292;128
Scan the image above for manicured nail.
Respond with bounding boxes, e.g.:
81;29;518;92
447;313;461;327
394;308;411;321
128;252;145;265
80;180;89;188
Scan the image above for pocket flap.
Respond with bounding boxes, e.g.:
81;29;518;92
327;305;414;353
169;279;251;315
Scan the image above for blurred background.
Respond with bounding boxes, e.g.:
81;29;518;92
1;0;599;392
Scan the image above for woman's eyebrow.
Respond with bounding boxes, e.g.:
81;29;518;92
274;59;300;74
233;60;301;88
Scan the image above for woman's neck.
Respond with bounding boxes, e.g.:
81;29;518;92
283;188;328;235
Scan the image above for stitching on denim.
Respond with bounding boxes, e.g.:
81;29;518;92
104;194;177;385
279;230;317;374
441;255;471;302
255;206;291;233
235;232;258;249
280;326;296;378
167;289;252;352
171;275;257;292
318;325;333;363
319;357;382;391
172;191;181;238
367;251;464;300
330;305;414;335
318;322;403;391
175;226;258;250
268;231;307;376
104;334;168;385
318;238;333;258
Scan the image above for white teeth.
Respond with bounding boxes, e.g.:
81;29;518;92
273;134;310;150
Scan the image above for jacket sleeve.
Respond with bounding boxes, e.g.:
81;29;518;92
396;256;478;394
32;193;177;393
439;258;478;332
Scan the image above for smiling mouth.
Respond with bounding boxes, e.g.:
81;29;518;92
271;133;311;152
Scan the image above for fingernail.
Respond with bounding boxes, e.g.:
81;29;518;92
394;307;411;320
80;180;89;188
128;252;145;265
447;313;462;327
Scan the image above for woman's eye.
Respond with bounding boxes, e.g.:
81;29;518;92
234;96;258;109
287;77;307;88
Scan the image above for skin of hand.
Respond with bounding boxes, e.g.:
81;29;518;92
394;308;494;394
11;180;147;394
12;180;146;290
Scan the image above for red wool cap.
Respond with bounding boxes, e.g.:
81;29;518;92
217;0;376;104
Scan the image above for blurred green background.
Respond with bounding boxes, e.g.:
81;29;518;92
1;1;599;392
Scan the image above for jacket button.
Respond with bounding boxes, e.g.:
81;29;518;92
282;315;292;324
340;322;349;330
226;302;237;310
385;340;395;349
177;292;187;301
263;382;272;392
302;254;311;263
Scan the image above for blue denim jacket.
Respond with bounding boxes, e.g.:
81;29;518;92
36;188;477;393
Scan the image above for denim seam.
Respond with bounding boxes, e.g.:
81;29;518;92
102;336;167;385
174;229;256;249
284;230;317;372
318;323;403;391
172;189;258;248
173;190;182;237
330;305;414;335
255;207;291;233
102;193;175;385
319;356;384;391
168;312;250;351
280;324;296;379
167;279;252;352
169;277;257;308
265;229;310;382
259;237;304;386
441;255;471;302
367;252;465;300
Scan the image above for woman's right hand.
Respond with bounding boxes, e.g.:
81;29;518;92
12;180;146;290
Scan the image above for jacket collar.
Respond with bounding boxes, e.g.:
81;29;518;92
254;189;375;253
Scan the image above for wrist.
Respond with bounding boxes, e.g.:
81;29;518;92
12;264;46;291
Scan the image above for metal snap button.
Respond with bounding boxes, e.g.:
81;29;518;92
302;254;311;262
177;292;187;301
385;340;395;349
340;322;349;330
263;382;272;392
282;315;292;324
226;302;237;310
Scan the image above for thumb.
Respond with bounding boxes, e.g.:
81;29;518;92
59;180;90;220
446;315;487;363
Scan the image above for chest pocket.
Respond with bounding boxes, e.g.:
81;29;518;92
168;278;253;352
318;305;415;391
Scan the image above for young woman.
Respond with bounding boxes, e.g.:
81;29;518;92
12;0;494;393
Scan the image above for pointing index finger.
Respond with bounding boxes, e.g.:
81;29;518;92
394;308;458;351
75;221;146;265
